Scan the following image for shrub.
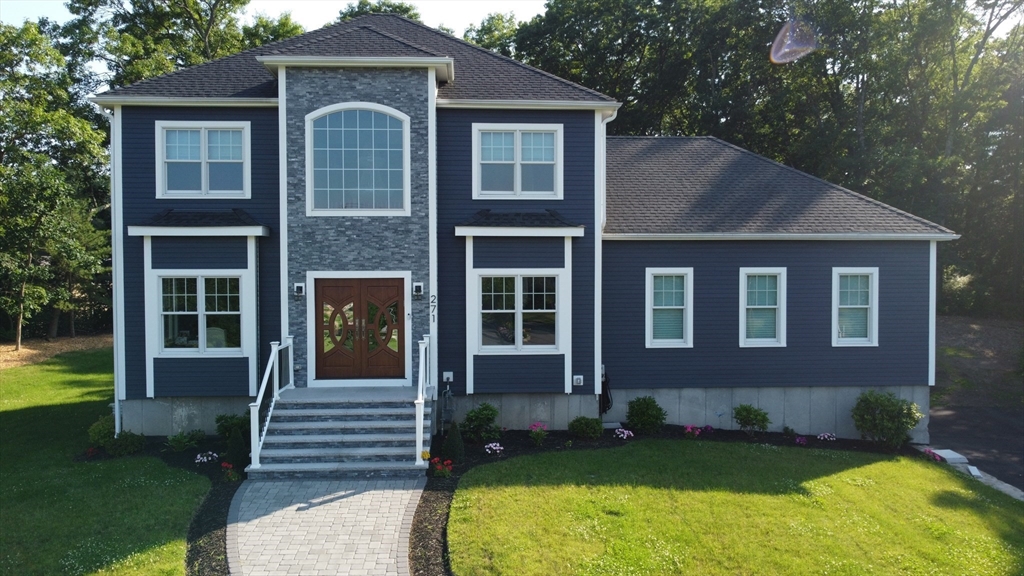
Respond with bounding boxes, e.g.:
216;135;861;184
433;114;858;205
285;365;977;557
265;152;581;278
626;396;666;434
528;422;548;446
215;413;249;440
165;429;205;452
733;404;770;436
88;414;116;448
440;421;465;462
851;390;923;450
107;431;146;456
223;427;249;469
462;403;501;442
568;416;603;439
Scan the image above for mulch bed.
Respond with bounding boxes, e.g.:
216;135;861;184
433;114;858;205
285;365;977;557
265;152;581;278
410;425;918;576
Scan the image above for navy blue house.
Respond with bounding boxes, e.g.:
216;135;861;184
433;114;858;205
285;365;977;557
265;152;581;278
92;15;956;476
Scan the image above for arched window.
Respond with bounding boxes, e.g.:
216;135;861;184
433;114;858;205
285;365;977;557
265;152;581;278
305;103;410;215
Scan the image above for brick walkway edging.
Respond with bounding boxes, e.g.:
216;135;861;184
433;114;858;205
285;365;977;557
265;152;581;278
227;478;427;575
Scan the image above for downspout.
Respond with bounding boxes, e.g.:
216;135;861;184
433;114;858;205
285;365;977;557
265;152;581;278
600;108;618;230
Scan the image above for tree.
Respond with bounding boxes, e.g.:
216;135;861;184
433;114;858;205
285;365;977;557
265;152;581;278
0;22;107;348
335;0;421;23
464;12;519;57
242;12;304;48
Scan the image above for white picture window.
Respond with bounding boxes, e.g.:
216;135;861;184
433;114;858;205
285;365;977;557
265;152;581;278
479;274;559;351
304;102;411;217
833;267;879;346
155;121;250;198
160;276;242;353
472;123;563;199
739;267;787;347
646;268;693;348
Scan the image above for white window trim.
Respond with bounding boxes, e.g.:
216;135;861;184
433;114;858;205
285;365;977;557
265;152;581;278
469;268;567;355
305;270;413;387
304;102;412;217
739;267;787;347
143;236;259;397
471;123;564;200
646;267;694;348
832;267;879;347
154;120;251;199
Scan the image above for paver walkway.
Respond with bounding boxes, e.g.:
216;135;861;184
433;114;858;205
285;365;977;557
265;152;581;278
227;478;426;576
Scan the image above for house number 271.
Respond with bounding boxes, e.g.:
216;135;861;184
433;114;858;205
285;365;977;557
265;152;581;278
430;295;437;323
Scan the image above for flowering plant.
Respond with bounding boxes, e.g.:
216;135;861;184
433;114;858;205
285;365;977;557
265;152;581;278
702;425;714;435
195;451;219;465
430;456;453;477
795;436;807;446
683;425;701;439
614;428;633;440
528;422;548;446
421;450;431;461
221;461;240;482
484;442;503;455
817;433;836;441
923;448;943;462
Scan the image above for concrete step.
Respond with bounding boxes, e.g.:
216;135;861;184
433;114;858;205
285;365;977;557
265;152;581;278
246;460;426;480
267;420;429;435
273;400;425;411
263;433;417;449
259;445;418;463
272;406;431;422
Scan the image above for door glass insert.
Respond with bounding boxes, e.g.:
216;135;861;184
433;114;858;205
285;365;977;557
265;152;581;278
367;302;380;351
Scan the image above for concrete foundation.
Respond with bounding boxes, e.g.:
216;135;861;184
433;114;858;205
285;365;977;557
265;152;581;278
120;397;253;436
600;385;930;444
454;394;600;431
454;386;930;443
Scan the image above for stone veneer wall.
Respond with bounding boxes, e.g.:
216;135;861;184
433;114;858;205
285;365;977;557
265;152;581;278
286;68;430;386
455;386;929;444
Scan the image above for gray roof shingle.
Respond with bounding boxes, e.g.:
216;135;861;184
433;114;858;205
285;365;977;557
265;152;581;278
457;209;584;228
605;137;955;237
96;14;614;103
143;208;264;227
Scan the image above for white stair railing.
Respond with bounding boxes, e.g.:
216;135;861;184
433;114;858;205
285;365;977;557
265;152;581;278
249;335;294;470
415;335;431;466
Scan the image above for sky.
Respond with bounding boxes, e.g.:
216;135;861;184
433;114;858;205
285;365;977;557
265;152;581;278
0;0;548;35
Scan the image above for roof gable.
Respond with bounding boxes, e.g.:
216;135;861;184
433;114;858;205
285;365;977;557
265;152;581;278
605;137;955;238
95;14;615;104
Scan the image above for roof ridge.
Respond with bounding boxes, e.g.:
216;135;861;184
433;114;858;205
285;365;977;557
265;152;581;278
377;14;615;101
356;25;446;56
698;137;954;235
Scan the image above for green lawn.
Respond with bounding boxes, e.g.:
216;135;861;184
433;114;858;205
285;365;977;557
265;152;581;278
0;348;210;576
449;440;1024;576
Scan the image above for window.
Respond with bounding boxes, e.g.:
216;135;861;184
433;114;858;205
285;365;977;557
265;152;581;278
155;121;250;198
472;123;563;199
646;268;693;348
305;103;410;216
833;267;879;346
160;276;241;353
739;267;786;347
480;275;558;350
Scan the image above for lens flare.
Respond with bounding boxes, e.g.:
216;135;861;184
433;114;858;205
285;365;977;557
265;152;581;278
771;18;817;64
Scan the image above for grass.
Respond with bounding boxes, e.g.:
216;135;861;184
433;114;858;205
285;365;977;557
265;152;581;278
0;348;210;576
449;440;1024;576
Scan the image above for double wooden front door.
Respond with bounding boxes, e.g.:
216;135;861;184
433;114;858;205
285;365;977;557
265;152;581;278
315;278;404;380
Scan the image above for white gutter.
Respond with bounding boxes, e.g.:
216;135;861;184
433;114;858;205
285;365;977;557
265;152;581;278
437;99;620;111
256;56;454;82
603;233;960;241
90;96;278;109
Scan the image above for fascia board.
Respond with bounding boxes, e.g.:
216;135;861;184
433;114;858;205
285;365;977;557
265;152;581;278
127;226;270;237
437;99;620;111
90;96;278;109
602;233;960;241
455;226;585;238
256;56;454;81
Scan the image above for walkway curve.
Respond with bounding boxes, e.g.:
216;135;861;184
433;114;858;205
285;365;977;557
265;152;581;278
227;478;425;576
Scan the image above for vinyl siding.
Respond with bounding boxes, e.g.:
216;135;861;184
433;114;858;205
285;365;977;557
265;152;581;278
153;357;249;396
473;237;564;268
602;240;930;388
437;109;595;395
151;236;247;269
473;355;565;393
120;106;280;399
